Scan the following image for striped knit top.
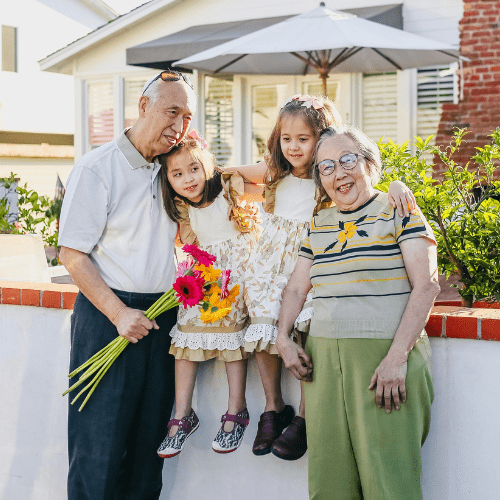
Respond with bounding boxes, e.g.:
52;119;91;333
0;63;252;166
299;191;436;339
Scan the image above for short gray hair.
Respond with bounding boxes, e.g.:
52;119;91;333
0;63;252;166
142;76;163;105
312;125;382;188
141;75;198;106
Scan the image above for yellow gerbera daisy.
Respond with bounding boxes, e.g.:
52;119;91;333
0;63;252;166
219;285;240;308
195;264;221;282
201;306;232;323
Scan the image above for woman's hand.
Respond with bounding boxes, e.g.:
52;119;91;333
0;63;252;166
276;335;313;382
368;354;408;413
388;180;417;217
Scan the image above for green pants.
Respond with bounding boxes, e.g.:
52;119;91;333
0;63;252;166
304;336;434;500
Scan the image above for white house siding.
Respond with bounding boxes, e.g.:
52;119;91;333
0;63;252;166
0;0;89;135
58;0;463;162
0;157;74;199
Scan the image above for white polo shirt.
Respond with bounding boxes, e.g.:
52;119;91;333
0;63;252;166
59;130;177;293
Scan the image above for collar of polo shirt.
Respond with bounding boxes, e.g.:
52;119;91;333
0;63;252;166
117;128;153;169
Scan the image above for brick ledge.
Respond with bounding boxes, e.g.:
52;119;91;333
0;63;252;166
1;282;499;340
0;280;78;310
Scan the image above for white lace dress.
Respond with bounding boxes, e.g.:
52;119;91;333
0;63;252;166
169;191;259;362
244;174;315;353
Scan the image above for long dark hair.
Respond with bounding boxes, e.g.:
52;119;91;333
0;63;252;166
159;137;223;222
265;95;343;187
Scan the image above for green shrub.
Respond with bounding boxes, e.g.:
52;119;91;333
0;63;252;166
377;128;500;307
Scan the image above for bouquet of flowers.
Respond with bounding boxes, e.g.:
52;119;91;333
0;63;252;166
63;245;239;411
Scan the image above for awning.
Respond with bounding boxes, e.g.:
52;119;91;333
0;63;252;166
126;4;403;70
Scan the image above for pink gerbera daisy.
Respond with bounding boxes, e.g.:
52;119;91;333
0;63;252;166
175;259;193;278
218;270;232;299
173;275;204;308
183;245;216;267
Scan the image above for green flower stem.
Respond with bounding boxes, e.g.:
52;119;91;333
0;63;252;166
77;340;129;411
63;284;182;407
63;341;123;397
70;340;125;406
68;336;121;378
146;292;178;319
146;289;175;312
77;338;126;380
144;291;171;316
147;297;179;320
147;289;177;318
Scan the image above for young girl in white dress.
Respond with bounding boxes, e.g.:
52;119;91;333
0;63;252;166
229;95;416;461
156;133;261;457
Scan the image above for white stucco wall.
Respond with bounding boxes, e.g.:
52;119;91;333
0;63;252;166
1;302;500;500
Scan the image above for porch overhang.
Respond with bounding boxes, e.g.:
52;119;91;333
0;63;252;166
126;4;403;70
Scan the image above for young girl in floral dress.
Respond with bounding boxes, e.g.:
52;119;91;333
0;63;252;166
229;95;416;461
156;133;261;457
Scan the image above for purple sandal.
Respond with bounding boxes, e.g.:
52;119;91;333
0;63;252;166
157;409;199;458
212;408;250;454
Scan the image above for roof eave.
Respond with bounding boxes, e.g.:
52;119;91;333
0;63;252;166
39;0;181;74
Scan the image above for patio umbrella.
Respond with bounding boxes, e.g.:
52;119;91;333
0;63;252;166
174;3;461;96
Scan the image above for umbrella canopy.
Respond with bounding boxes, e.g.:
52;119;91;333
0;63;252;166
175;3;461;95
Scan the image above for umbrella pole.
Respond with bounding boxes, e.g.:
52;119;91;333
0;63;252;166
321;74;327;97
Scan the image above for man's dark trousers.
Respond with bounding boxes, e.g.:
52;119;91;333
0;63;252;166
67;291;177;500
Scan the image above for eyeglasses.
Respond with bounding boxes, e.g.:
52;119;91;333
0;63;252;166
142;70;193;95
316;153;365;176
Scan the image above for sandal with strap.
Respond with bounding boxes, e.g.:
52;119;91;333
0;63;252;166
157;409;199;458
212;408;250;454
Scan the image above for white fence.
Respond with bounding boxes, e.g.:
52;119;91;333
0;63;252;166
1;303;500;500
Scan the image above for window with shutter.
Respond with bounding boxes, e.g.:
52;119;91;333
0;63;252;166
251;84;289;163
88;81;114;150
124;77;148;128
417;65;456;150
362;73;398;143
302;81;339;102
204;75;234;166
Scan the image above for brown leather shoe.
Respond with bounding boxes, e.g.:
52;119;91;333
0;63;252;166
271;416;307;461
252;405;295;456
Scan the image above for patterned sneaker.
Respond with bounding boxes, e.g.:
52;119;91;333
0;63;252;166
157;409;199;458
212;408;250;454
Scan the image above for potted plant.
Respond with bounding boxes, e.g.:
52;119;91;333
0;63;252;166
377;128;500;308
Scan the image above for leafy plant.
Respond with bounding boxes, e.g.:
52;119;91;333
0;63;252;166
0;173;18;233
1;172;60;265
377;128;500;307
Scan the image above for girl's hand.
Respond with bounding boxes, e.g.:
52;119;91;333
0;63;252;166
368;354;408;413
388;180;417;218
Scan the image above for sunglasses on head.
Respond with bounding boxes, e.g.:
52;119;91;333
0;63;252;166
316;153;365;176
142;70;193;95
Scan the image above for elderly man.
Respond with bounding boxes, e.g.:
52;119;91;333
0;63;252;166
59;71;196;500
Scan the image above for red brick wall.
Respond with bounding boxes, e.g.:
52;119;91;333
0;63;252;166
434;0;500;176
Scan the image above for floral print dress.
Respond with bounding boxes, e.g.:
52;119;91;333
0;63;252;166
244;174;318;353
170;188;260;362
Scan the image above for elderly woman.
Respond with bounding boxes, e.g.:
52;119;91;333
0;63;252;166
276;125;440;500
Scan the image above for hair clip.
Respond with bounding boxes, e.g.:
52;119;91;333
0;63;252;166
281;94;324;110
188;130;208;149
